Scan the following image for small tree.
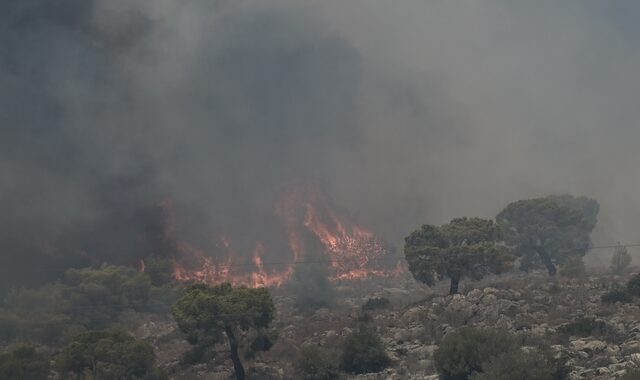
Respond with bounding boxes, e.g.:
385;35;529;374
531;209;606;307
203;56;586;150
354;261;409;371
339;323;390;374
172;283;275;380
496;196;598;275
57;330;159;379
404;218;514;294
611;244;632;275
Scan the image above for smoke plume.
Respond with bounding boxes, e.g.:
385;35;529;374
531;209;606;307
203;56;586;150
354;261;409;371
2;0;640;290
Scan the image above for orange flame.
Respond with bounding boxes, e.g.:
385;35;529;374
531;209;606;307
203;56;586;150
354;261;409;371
169;181;402;287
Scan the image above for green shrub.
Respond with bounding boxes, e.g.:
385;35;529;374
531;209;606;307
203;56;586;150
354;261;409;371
601;287;633;304
0;345;50;380
558;317;605;337
559;256;585;278
434;327;518;380
340;324;390;374
57;330;159;379
296;346;341;380
627;273;640;297
362;297;390;311
557;317;622;342
472;348;569;380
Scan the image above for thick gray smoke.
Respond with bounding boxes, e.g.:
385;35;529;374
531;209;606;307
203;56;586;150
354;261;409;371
1;0;639;289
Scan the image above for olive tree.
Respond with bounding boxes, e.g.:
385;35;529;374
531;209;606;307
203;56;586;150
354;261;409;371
172;283;275;380
496;196;598;275
404;218;514;295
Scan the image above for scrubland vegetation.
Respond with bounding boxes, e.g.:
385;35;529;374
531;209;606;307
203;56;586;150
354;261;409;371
1;195;640;380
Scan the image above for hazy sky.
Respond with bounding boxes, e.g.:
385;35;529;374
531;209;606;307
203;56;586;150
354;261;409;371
2;0;640;278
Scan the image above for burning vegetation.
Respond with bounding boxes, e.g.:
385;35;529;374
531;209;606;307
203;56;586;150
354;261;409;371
167;181;401;288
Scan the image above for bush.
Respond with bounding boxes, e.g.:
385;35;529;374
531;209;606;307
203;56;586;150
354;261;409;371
601;287;633;304
0;345;50;380
557;317;621;342
627;273;640;297
362;297;390;311
57;330;159;379
559;256;585;278
611;245;632;275
473;348;569;380
434;327;518;380
340;324;390;374
295;346;341;380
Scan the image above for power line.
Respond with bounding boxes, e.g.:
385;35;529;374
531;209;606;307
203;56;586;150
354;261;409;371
589;243;640;250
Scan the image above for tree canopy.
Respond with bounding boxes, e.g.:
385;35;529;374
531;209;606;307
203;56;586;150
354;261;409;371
404;217;514;294
172;283;275;380
0;345;50;380
496;195;598;275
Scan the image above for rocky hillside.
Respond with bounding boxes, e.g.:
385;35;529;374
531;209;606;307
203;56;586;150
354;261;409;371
134;271;640;379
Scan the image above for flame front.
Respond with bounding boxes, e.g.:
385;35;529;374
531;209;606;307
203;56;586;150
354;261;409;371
170;181;401;287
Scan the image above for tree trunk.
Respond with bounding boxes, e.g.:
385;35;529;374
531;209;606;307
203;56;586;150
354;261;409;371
449;277;460;295
224;326;245;380
537;249;556;276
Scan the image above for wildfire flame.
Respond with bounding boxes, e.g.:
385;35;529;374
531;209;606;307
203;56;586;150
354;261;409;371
170;181;401;287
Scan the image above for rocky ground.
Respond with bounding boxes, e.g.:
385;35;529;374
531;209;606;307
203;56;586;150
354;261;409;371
136;271;640;379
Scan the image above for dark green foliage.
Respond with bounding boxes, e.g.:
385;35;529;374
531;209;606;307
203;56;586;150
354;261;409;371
558;317;606;337
547;195;600;226
610;244;632;275
62;265;152;310
559;256;586;278
557;317;621;342
172;283;275;380
627;273;640;297
434;327;518;380
405;218;514;294
473;348;569;380
496;195;598;275
339;323;390;374
0;264;160;344
296;345;341;380
57;330;159;379
362;297;390;311
246;329;278;359
144;257;175;286
0;345;50;380
601;286;633;304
